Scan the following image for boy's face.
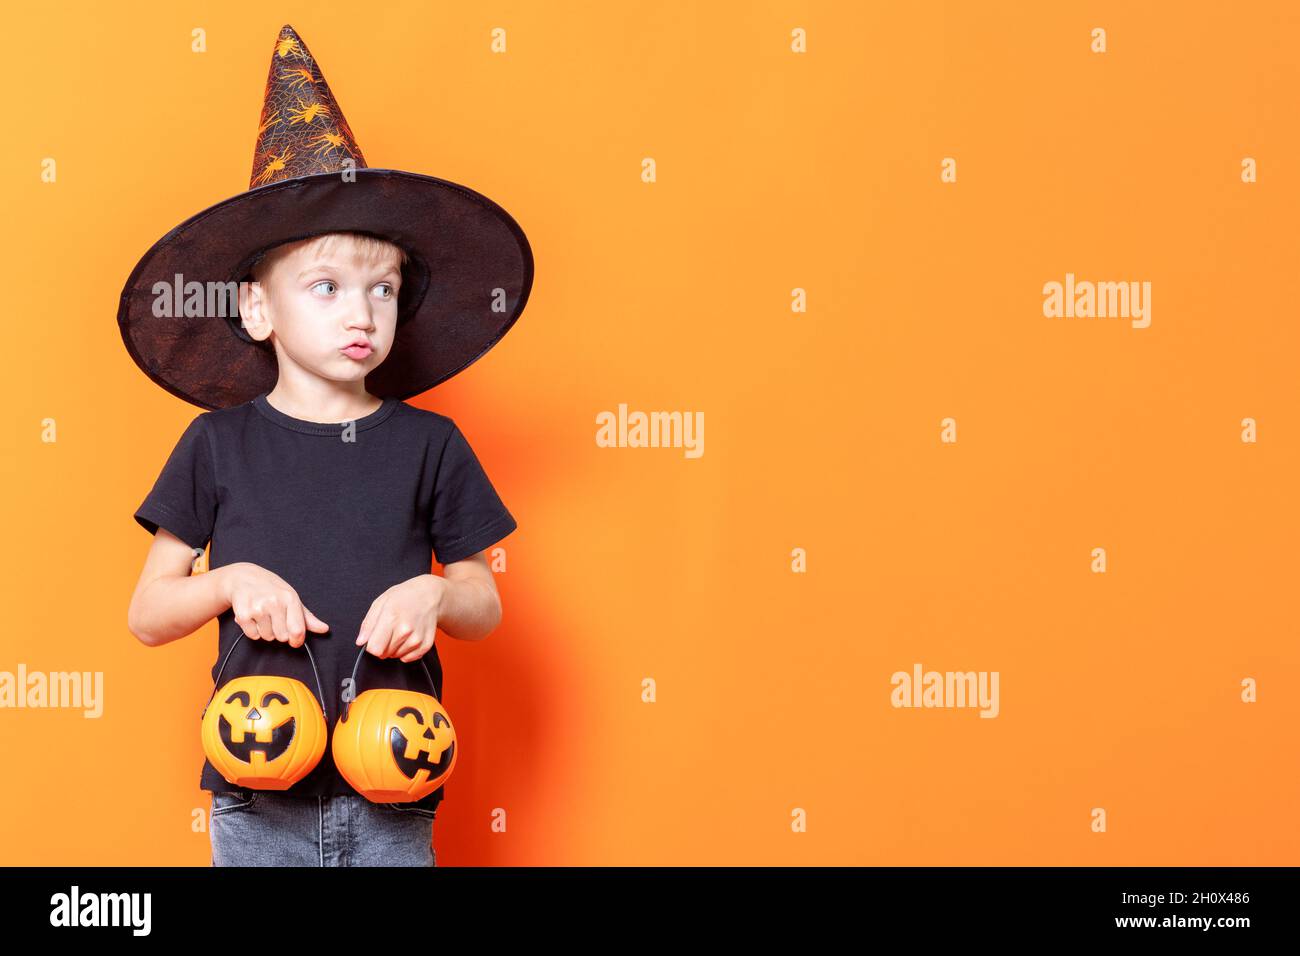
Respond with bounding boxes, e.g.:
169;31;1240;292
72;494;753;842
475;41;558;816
238;235;402;387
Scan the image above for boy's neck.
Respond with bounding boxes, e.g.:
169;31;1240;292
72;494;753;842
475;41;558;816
263;385;384;424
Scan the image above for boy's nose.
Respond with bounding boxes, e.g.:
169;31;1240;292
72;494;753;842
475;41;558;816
345;302;377;330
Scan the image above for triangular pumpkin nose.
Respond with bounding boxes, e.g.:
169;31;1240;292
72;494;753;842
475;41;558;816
248;23;367;189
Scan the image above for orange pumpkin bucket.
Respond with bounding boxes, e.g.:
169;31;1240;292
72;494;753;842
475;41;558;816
331;648;458;803
200;634;328;790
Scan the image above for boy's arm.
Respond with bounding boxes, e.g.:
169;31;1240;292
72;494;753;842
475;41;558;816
127;528;232;647
432;550;503;642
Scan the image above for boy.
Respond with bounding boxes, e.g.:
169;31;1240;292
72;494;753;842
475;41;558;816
119;25;532;866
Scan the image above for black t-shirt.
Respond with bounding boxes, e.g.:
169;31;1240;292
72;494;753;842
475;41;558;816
133;392;517;813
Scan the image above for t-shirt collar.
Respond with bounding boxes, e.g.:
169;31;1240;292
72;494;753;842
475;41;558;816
251;392;399;435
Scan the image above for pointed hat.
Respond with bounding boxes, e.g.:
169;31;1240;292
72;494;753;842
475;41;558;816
118;24;533;410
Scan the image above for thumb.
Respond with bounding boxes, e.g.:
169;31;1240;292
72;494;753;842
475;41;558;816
304;607;330;632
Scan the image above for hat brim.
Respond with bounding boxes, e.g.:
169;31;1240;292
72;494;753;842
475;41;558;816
118;168;533;410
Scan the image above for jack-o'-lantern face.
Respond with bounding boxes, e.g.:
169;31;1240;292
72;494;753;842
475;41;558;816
390;704;456;780
219;688;296;762
332;688;458;802
201;675;327;790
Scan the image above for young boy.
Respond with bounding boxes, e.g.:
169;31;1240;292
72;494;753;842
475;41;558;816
129;229;517;865
119;25;532;866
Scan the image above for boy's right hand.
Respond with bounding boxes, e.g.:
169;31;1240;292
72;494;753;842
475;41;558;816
218;562;329;648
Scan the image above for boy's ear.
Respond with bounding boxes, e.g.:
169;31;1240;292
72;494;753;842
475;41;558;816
238;279;273;342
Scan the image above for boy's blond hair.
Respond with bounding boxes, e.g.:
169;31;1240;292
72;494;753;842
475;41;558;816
250;231;409;283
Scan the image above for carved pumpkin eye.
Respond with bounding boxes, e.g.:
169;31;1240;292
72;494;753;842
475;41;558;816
396;706;424;724
261;691;290;707
225;691;251;707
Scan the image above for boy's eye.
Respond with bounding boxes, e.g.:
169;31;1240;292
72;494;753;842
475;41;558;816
374;283;395;298
311;280;337;295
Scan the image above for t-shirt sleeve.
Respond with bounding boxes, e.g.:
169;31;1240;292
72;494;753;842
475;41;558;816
133;415;218;552
430;422;518;565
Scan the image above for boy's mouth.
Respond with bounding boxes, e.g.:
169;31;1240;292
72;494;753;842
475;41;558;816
218;714;295;763
341;343;373;360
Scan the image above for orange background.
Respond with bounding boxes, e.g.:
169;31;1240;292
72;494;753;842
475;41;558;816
2;0;1297;865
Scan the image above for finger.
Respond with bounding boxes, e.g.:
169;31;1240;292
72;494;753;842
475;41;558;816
357;591;390;646
252;599;273;643
304;606;330;633
285;600;306;649
233;600;260;641
365;613;393;659
398;634;432;663
270;595;291;645
392;630;422;660
385;620;416;660
243;602;266;641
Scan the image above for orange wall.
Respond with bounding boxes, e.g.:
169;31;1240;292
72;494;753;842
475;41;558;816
1;0;1296;865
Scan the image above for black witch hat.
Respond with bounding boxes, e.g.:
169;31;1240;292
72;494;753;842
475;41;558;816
118;23;533;411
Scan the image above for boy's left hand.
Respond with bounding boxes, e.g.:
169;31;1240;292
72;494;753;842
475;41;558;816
356;574;444;662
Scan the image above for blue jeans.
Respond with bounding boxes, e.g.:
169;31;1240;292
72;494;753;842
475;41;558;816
210;789;437;866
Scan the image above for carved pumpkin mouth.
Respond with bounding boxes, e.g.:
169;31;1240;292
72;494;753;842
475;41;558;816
389;724;455;781
219;713;296;764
